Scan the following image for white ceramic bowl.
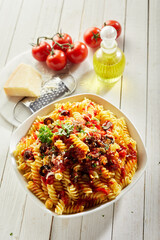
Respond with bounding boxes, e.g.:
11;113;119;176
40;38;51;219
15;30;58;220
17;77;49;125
10;93;147;218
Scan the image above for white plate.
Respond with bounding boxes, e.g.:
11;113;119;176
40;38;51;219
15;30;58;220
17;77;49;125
10;93;147;218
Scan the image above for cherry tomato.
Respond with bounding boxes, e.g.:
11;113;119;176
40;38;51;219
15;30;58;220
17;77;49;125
46;50;67;71
102;20;122;39
32;41;51;62
83;27;102;48
52;33;73;52
66;41;88;64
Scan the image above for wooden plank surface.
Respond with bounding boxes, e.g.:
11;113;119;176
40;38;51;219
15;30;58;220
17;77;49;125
0;0;159;239
16;1;64;239
80;1;126;239
144;0;160;239
112;0;148;239
51;1;85;238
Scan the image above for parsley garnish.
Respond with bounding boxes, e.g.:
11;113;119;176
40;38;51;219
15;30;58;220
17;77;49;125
93;117;99;122
56;123;74;137
54;120;60;126
80;129;86;134
85;121;90;125
76;125;82;132
76;126;86;134
102;215;105;217
92;163;97;168
87;155;92;160
10;233;13;236
56;128;66;136
38;126;53;144
40;153;45;159
69;144;74;149
52;146;55;151
104;143;109;150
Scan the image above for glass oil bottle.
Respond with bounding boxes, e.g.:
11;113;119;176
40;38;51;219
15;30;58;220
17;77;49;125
93;26;125;83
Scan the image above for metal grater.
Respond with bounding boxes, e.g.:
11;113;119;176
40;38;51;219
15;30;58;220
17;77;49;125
22;73;76;112
13;72;76;123
22;80;69;113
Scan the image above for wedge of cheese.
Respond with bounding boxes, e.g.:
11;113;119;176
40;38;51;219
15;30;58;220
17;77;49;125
4;63;42;97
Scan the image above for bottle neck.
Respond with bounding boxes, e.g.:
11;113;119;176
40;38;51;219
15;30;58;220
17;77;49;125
101;40;117;54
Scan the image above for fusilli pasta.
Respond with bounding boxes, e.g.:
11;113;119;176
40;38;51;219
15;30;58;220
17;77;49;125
14;98;138;215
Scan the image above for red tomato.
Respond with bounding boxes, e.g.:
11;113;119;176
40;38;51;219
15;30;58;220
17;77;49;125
83;27;102;48
102;20;122;39
32;41;51;62
46;50;67;71
66;41;88;64
119;150;126;158
52;33;73;52
45;175;54;185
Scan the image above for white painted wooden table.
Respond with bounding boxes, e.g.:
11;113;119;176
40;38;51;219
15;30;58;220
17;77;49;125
0;0;159;239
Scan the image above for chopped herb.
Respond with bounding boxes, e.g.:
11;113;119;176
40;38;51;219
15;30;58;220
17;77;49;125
102;215;105;217
76;125;83;132
10;233;13;236
38;126;53;144
56;123;74;137
40;153;45;159
92;124;96;128
69;144;74;149
54;120;60;126
87;155;92;160
56;128;66;136
52;146;55;151
92;163;97;168
85;121;90;125
104;143;109;150
80;129;86;134
93;117;99;122
131;211;134;213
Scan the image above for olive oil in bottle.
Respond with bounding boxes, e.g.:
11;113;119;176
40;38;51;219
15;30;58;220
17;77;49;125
93;26;125;83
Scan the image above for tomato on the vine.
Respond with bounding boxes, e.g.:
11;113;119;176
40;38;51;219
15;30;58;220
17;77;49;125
52;33;73;52
46;50;67;71
66;41;88;64
83;27;102;48
102;20;122;39
32;41;51;62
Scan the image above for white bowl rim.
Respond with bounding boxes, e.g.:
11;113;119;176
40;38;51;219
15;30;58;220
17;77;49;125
10;93;147;218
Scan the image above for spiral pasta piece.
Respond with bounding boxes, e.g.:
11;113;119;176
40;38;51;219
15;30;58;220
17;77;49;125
54;139;66;152
78;179;93;194
45;198;54;209
64;204;84;214
31;162;41;186
47;184;58;205
55;200;65;215
67;184;79;200
27;181;48;201
70;134;89;152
